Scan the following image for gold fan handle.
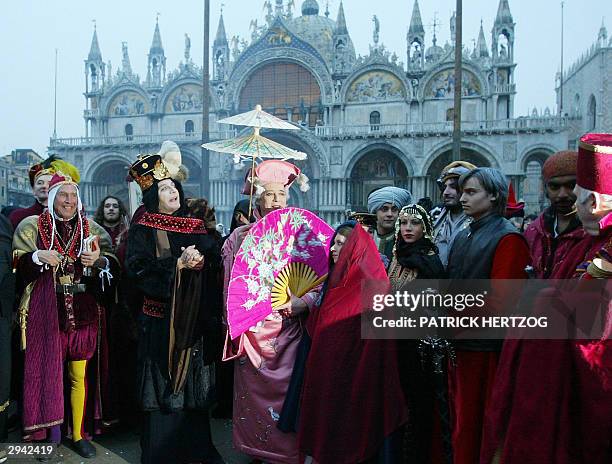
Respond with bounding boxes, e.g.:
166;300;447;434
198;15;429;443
271;274;328;309
295;274;328;298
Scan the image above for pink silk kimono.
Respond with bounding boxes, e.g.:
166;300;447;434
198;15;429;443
222;222;318;464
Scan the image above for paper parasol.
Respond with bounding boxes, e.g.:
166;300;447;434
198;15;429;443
202;104;306;218
217;104;299;130
226;207;334;339
201;132;307;163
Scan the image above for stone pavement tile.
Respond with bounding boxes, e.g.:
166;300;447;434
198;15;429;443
7;418;252;464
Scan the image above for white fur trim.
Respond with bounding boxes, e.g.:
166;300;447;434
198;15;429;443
295;173;310;192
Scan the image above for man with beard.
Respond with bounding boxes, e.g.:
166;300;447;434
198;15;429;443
94;196;129;251
367;186;412;264
94;195;132;426
433;161;476;268
524;150;590;278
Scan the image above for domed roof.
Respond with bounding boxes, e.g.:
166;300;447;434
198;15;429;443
302;0;320;16
288;10;355;65
425;43;444;63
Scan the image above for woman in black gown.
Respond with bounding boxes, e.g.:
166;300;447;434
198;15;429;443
126;154;224;464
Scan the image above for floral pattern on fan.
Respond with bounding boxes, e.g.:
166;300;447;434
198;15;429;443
227;207;334;339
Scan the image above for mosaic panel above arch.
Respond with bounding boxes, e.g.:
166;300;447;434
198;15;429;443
109;91;148;117
165;84;204;113
346;71;406;103
425;69;482;99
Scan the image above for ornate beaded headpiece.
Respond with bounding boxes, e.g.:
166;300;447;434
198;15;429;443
395;204;434;241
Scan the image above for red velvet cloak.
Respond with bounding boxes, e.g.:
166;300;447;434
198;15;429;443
482;213;612;464
297;225;407;464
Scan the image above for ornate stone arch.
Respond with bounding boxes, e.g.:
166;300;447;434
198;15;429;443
421;139;499;176
83;151;132;182
259;129;325;179
159;78;219;114
520;144;557;172
177;147;203;179
345;142;414;209
226;50;334;108
341;64;412;103
83;152;132;210
344;141;416;179
418;62;488;102
102;85;150;117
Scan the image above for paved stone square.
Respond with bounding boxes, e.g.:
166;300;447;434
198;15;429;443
7;418;251;464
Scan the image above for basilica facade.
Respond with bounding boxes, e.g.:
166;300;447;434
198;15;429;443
50;0;603;227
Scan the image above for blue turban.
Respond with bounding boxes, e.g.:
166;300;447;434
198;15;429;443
367;186;412;214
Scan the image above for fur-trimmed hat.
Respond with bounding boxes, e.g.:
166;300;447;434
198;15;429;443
241;160;310;195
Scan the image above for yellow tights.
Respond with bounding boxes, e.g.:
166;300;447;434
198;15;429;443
68;360;87;442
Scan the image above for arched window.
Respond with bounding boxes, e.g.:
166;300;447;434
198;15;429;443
185;120;194;135
124;124;133;141
587;95;597;131
573;94;580;117
239;62;321;127
369;111;381;131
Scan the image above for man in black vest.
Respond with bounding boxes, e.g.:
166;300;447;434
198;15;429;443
446;168;529;464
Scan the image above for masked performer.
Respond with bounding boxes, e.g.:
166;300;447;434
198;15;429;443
125;153;223;464
13;167;115;459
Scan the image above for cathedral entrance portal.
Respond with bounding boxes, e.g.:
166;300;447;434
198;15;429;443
349;149;410;211
86;160;131;213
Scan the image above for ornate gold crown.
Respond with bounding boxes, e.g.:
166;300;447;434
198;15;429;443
129;154;171;191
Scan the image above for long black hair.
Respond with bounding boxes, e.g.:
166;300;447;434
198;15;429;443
229;199;255;233
142;179;187;215
93;195;128;224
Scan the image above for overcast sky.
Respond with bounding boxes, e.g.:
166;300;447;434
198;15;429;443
0;0;610;157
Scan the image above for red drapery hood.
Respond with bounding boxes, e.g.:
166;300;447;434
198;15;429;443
298;225;407;463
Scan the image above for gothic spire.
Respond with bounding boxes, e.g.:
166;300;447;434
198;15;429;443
149;18;164;55
215;11;228;46
598;18;608;43
495;0;513;25
476;20;489;57
275;0;284;16
121;42;133;76
409;0;425;36
335;1;348;35
88;25;102;61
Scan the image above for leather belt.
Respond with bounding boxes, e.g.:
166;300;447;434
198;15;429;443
55;283;87;295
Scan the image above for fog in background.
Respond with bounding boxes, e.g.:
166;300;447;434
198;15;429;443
0;0;610;156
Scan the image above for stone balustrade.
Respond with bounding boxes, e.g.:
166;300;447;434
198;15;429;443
50;130;237;148
314;116;576;139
